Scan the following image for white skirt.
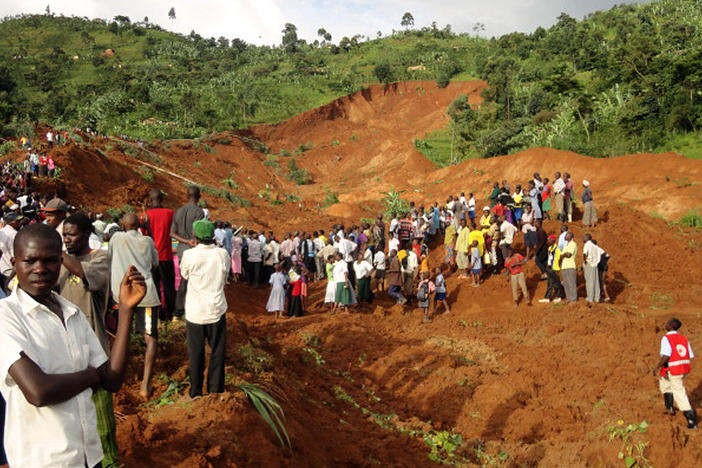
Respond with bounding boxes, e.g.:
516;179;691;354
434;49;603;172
324;280;336;303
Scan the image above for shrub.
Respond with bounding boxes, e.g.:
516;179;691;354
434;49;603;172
287;158;310;185
238;344;274;374
678;210;702;228
381;188;410;218
139;165;154;183
374;62;394;84
0;141;17;157
323;187;339;207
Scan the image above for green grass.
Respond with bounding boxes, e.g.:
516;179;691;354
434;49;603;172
658;131;702;160
414;127;481;167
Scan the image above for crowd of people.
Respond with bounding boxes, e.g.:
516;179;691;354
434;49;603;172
0;156;694;468
255;171;608;322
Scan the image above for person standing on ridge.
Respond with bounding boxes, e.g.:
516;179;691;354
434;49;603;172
144;189;176;322
653;318;697;429
170;186;205;320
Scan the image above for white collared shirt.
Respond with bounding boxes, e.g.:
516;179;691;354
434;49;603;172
0;288;108;468
180;244;230;324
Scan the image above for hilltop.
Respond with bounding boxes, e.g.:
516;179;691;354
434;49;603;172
2;0;702;162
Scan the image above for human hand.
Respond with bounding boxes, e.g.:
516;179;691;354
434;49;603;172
119;265;146;310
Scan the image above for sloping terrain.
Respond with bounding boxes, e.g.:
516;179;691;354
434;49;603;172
6;80;702;466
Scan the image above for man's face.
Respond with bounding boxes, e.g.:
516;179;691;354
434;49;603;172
63;223;89;255
44;211;66;228
13;237;62;297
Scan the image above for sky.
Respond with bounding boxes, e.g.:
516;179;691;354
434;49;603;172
2;0;648;45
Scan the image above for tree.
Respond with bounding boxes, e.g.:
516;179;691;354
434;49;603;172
472;22;485;37
45;5;50;15
168;7;176;20
374;63;394;84
282;23;299;53
143;16;149;24
401;12;414;29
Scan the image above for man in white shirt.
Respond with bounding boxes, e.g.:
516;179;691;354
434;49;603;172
582;234;603;304
498;215;518;266
401;248;418;298
108;213;160;398
0;212;24;282
180;220;230;398
373;248;386;292
337;234;357;279
0;223;145;468
552;171;566;222
246;231;263;288
388;231;400;254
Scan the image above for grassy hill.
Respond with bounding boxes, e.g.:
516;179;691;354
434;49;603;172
2;0;702;162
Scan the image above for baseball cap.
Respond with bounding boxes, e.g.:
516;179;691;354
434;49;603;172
42;197;68;212
4;212;24;223
192;219;215;241
483;206;490;211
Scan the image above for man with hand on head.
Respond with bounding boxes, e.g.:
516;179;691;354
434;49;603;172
0;223;145;468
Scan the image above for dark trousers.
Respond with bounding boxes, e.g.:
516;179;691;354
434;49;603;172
346;261;356;288
535;249;548;274
186;316;226;398
248;261;261;287
262;264;274;284
545;268;564;299
0;393;6;465
287;295;303;317
175;278;188;318
153;259;176;321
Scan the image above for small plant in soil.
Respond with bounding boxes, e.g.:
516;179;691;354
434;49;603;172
323;187;339;207
238;383;291;449
238;343;274;374
381;188;410;219
604;420;651;468
139;165;154;183
302;347;325;365
331;139;340;146
146;376;185;408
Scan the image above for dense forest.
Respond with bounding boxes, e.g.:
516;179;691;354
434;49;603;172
0;0;701;161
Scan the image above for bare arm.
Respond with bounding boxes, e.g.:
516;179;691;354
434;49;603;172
98;266;146;392
61;252;86;279
8;354;99;407
653;355;670;377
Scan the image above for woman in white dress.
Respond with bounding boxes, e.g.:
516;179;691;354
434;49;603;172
266;263;287;318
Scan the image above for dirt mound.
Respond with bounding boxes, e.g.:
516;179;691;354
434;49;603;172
6;80;702;466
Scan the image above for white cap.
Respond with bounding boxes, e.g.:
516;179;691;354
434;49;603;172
582;180;590;187
483;206;490;211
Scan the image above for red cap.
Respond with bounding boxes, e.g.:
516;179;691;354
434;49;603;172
548;235;556;240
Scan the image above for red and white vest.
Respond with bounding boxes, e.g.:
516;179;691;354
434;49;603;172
663;333;692;376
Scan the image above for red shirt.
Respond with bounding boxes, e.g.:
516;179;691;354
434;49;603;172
146;208;175;261
504;254;525;275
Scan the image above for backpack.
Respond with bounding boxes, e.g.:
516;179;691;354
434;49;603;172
417;282;429;301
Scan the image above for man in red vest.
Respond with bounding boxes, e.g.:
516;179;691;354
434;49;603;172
653;318;697;429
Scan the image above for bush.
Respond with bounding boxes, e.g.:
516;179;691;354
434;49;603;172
679;210;702;228
0;141;17;157
374;63;394;84
139;165;154;183
381;188;409;218
287;158;310;185
323;187;339;207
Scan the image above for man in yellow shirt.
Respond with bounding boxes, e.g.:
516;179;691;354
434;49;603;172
443;222;457;272
479;206;492;230
559;232;578;303
468;224;485;256
455;219;471;280
539;235;564;303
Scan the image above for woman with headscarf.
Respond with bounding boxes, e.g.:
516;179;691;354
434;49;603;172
582;180;597;228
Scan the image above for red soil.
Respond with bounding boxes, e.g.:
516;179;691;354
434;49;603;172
7;80;702;466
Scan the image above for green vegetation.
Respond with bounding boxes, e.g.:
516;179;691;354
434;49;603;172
287;158;310;185
302;347;325;365
1;1;702;162
322;186;339;207
0;141;17;156
678;210;702;228
381;188;410;218
237;343;274;374
139;164;154;183
604;420;652;468
146;375;185;408
238;383;291;449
